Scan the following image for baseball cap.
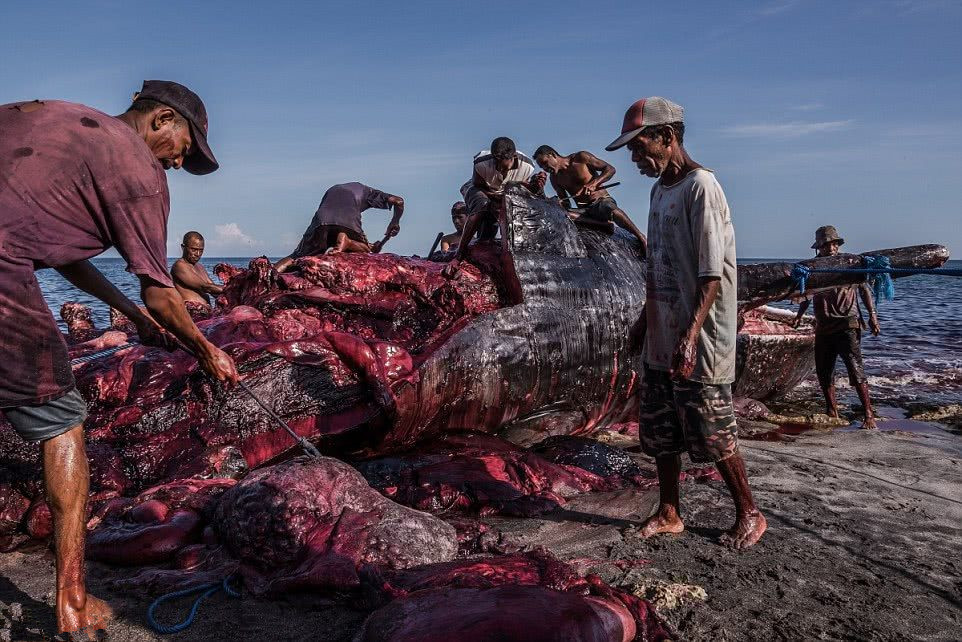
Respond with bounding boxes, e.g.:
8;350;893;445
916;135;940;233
605;97;684;151
135;80;218;175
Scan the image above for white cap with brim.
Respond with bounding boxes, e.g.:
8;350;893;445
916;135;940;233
606;97;684;151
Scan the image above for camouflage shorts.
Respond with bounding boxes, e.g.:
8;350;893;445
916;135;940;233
639;367;739;463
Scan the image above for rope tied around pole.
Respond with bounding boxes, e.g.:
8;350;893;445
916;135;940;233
790;255;962;303
146;576;241;635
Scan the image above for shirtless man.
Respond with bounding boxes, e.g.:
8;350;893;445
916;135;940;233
439;202;468;252
533;145;647;255
171;231;223;307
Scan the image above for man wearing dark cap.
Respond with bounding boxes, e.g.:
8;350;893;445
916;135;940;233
443;137;546;277
611;96;766;550
0;80;238;638
793;226;880;429
274;182;405;273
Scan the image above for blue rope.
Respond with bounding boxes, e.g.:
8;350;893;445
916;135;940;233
863;255;895;303
790;256;962;303
147;576;241;635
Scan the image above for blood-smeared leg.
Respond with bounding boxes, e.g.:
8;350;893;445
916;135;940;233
43;425;113;635
716;452;767;549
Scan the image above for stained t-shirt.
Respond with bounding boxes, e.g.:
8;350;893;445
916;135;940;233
0;100;172;406
292;182;392;256
643;169;738;384
810;283;865;334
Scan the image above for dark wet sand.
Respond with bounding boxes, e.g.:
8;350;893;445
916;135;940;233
2;425;960;641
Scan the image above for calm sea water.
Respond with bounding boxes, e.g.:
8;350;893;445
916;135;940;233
35;257;962;408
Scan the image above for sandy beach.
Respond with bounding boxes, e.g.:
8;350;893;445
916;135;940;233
2;418;959;641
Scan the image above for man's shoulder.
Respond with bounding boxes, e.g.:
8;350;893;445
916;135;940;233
687;168;724;191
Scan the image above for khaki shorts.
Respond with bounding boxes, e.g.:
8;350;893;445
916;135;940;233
2;387;87;442
639;367;739;463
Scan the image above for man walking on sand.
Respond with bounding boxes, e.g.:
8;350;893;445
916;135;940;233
171;231;223;309
793;226;880;429
610;97;766;549
0;81;239;639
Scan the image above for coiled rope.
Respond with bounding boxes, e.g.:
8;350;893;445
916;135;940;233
146;576;241;635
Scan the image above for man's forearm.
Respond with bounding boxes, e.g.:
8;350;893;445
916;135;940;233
687;277;721;336
859;283;877;318
56;260;145;322
141;284;213;355
591;166;616;188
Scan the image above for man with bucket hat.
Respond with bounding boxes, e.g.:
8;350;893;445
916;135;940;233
611;96;767;549
0;80;238;638
793;226;880;429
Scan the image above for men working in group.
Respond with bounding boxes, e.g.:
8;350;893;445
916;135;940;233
439;201;468;252
793;226;880;429
444;137;546;276
275;182;404;273
171;231;223;308
611;97;766;549
0;81;239;638
533;145;647;255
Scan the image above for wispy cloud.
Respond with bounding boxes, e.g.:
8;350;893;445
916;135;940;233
755;0;803;16
890;0;959;15
213;223;258;248
721;119;854;138
791;102;824;111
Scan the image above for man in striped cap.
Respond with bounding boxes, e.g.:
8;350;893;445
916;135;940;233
611;96;767;549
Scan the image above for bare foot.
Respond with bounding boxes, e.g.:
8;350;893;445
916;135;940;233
721;510;767;550
861;416;879;430
57;588;113;637
634;505;685;538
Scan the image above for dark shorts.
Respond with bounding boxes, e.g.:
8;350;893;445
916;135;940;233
582;196;618;222
815;329;866;388
1;387;87;442
639;367;739;463
462;185;499;240
292;224;368;258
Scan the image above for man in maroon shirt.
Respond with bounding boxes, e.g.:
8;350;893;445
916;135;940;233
0;81;238;638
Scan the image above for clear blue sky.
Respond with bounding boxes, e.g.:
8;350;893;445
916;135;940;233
3;0;960;259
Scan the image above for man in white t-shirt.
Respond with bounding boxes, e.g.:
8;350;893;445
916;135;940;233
608;96;766;549
444;137;546;277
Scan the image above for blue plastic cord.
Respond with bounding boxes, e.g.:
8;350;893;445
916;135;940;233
146;576;240;635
